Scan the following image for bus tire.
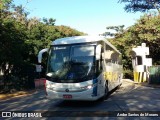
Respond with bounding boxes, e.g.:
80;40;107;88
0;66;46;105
117;83;122;89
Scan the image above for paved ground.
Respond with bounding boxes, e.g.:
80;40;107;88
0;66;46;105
0;79;160;120
0;90;36;100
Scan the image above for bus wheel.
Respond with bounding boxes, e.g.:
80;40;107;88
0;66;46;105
117;83;122;89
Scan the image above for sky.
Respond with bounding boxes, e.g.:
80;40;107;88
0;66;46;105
13;0;143;35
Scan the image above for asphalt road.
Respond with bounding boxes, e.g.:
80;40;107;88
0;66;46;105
0;79;160;120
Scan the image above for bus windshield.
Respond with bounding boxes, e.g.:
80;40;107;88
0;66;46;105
46;45;96;83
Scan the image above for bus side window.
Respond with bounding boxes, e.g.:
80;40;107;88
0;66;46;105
100;46;103;70
96;47;103;76
105;44;114;64
111;51;119;64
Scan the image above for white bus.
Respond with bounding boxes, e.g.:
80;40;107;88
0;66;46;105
38;36;123;101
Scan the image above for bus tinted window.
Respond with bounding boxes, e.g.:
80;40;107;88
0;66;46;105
72;46;94;56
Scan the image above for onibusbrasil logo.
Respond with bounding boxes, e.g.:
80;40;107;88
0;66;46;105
1;112;42;118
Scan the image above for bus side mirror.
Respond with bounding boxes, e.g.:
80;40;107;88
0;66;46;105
38;48;49;63
96;44;101;60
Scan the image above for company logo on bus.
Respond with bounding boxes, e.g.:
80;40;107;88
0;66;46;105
65;89;69;92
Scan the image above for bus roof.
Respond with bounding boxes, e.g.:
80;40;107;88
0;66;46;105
52;36;106;45
51;36;121;54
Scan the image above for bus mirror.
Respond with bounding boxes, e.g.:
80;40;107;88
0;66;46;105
96;44;102;60
38;48;49;63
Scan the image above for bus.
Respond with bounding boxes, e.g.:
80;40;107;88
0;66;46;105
38;36;123;101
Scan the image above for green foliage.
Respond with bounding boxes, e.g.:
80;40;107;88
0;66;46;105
55;25;85;37
118;0;160;13
0;0;12;10
0;0;85;92
42;17;56;26
109;13;160;78
102;25;125;37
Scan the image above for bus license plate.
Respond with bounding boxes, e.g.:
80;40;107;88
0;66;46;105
63;95;72;99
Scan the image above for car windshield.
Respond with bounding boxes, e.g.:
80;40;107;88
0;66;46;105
46;45;95;83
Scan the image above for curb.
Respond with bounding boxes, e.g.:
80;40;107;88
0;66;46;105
138;83;160;88
122;79;160;88
0;90;36;101
122;79;134;83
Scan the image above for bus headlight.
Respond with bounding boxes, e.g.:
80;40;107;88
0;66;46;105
87;85;92;89
81;84;97;90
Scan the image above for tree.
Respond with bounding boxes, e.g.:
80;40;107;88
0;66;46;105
42;17;56;26
108;14;160;78
0;0;86;92
0;17;27;90
118;0;160;14
55;25;85;37
0;0;12;18
102;25;125;37
0;0;12;11
12;5;29;25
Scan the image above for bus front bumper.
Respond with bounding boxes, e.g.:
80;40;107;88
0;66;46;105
46;88;100;101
